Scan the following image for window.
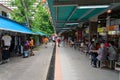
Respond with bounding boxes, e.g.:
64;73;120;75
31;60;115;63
1;11;7;17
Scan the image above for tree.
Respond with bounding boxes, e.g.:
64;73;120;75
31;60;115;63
11;0;36;25
10;0;54;35
31;4;54;34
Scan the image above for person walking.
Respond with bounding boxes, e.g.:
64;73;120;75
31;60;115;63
29;37;35;56
57;36;61;47
43;36;48;48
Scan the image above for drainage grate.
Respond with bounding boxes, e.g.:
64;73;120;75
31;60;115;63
46;45;56;80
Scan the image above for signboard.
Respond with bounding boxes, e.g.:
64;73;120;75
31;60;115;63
108;31;117;35
117;31;120;34
97;27;106;33
107;25;119;31
85;28;89;33
108;31;112;35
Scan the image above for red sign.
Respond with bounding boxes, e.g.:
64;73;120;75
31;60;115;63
77;31;82;41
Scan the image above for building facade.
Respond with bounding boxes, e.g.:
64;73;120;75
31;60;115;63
0;3;12;18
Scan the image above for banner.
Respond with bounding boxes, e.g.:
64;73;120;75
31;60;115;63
77;31;82;41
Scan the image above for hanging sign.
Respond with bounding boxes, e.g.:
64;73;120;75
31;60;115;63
97;27;106;33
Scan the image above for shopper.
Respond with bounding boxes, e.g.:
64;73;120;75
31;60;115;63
107;41;117;69
89;41;96;66
96;43;105;67
29;37;35;56
23;39;30;58
57;37;61;47
43;36;48;48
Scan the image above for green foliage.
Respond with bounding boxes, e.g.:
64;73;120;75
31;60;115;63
10;0;54;35
11;0;26;23
30;4;54;35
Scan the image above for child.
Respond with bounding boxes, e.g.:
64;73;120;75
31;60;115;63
23;40;30;58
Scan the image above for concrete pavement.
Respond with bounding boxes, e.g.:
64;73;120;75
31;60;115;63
0;43;119;80
0;43;54;80
58;46;119;80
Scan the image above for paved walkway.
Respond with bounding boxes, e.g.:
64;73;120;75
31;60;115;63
0;43;54;80
58;46;119;80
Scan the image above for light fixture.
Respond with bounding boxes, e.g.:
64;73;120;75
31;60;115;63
61;28;70;29
65;23;79;25
77;5;109;9
107;9;112;13
98;20;101;23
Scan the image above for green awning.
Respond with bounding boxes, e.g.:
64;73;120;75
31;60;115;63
47;0;118;33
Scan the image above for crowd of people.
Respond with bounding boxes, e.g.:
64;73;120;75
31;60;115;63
1;32;119;71
1;34;55;64
88;40;118;69
68;39;119;69
55;35;119;69
2;32;119;70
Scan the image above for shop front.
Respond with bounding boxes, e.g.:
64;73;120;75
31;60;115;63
0;16;34;64
107;25;120;48
97;27;107;41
